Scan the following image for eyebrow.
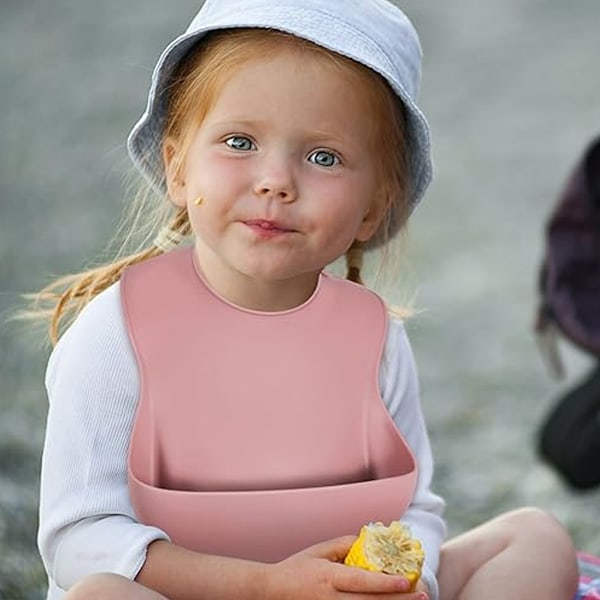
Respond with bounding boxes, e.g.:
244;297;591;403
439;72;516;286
205;117;265;129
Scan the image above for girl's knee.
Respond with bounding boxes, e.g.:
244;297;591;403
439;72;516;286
439;507;579;599
65;574;125;600
510;508;579;588
495;507;575;551
65;573;163;600
495;507;579;588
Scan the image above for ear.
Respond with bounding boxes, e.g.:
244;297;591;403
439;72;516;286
163;138;187;208
355;195;388;242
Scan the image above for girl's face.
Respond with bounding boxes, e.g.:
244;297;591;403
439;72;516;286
165;48;385;310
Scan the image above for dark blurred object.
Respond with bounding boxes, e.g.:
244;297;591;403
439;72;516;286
536;136;600;490
539;366;600;489
536;136;600;362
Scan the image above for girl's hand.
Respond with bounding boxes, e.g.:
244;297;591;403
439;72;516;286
264;536;428;599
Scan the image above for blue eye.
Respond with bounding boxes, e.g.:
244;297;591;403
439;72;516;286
308;150;340;167
225;136;255;151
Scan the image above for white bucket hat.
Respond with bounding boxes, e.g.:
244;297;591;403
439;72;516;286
127;0;432;243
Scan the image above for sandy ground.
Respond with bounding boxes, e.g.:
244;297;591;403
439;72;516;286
1;1;600;598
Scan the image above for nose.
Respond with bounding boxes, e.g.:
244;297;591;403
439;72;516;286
253;155;297;203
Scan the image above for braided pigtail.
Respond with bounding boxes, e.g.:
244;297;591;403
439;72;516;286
152;207;192;252
345;240;364;285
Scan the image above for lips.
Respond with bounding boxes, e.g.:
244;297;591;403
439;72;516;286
244;219;295;234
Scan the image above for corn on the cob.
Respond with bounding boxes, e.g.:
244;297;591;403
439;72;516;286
344;521;424;590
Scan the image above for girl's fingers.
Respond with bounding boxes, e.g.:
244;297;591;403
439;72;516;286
330;562;411;594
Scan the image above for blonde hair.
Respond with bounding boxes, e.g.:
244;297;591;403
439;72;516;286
29;28;409;345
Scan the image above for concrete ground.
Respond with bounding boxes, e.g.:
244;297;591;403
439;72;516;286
1;1;599;597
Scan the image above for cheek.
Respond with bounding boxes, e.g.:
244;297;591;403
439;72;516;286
192;155;252;201
312;197;368;245
317;176;374;221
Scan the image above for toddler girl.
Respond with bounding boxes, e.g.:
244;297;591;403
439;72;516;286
34;1;578;599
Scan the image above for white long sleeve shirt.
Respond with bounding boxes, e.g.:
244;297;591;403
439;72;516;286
38;281;446;599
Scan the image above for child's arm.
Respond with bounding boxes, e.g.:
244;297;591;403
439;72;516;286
380;318;447;600
136;537;416;600
38;284;169;591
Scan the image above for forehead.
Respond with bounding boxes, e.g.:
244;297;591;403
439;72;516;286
205;45;383;132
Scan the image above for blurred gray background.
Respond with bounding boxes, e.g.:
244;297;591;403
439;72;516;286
1;1;599;598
